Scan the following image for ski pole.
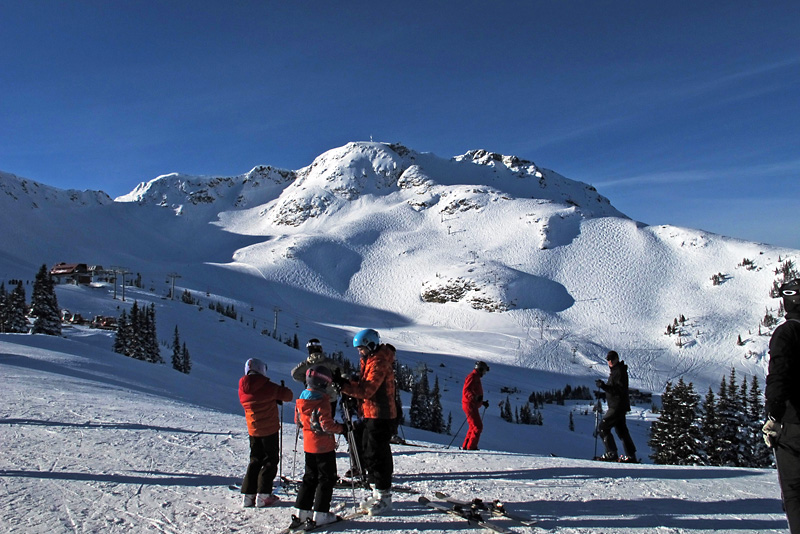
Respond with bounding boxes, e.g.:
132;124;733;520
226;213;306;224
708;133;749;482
291;421;300;481
446;417;468;449
279;380;285;489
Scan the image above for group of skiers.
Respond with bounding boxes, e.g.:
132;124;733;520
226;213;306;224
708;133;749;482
235;325;643;530
237;328;397;530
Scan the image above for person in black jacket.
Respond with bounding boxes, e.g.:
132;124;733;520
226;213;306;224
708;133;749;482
764;278;800;533
595;350;637;462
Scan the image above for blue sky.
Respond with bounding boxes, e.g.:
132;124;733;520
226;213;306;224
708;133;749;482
2;1;798;248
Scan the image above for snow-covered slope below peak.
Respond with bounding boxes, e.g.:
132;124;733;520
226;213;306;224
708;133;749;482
0;170;112;208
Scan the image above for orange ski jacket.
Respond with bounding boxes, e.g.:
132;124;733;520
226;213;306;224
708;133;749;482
342;344;397;420
239;373;294;437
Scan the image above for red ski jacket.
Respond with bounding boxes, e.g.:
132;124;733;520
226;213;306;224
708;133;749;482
462;369;484;410
239;373;293;437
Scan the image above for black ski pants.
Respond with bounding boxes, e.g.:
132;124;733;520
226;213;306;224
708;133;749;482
361;418;394;491
241;432;279;495
776;423;800;533
296;450;338;513
598;408;636;457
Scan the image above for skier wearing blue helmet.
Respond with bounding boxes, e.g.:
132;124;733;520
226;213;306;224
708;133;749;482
336;328;396;516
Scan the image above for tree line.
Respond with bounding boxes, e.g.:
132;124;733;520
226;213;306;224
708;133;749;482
649;368;771;467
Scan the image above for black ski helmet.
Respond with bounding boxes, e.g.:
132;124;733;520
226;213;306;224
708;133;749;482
780;278;800;314
306;338;323;355
306;365;333;391
475;361;490;374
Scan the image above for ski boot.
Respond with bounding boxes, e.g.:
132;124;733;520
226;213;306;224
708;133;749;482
242;494;256;508
366;490;392;516
313;511;339;526
287;509;313;530
255;493;280;507
596;451;618;462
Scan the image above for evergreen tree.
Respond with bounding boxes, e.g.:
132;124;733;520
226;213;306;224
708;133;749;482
30;264;61;336
144;304;162;363
649;381;678;464
181;342;192;374
670;378;704;465
747;375;772;467
569;411;575;431
172;326;182;371
714;375;739;466
0;282;8;333
128;301;145;360
409;366;430;430
7;281;28;333
701;387;722;465
429;376;444;433
114;310;129;355
501;396;513;422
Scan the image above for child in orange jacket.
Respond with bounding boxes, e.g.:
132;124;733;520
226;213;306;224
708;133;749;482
238;358;293;508
289;365;345;530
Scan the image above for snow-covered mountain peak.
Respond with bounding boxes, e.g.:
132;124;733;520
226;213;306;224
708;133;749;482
114;166;296;215
0;170;113;208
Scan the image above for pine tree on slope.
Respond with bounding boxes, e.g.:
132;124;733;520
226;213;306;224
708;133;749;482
30;264;61;336
747;375;772;467
181;342;191;374
649;381;678;464
7;281;28;333
701;387;722;466
172;326;182;372
429;376;444;433
670;378;704;465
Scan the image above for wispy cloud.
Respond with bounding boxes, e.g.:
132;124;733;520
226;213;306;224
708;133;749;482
596;159;800;189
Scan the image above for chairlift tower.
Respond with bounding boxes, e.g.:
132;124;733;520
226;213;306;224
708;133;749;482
166;272;182;300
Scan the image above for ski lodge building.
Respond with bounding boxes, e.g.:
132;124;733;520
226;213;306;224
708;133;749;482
49;263;109;285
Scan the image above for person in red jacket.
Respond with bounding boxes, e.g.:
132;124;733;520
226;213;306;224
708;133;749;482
288;365;345;530
238;358;293;508
462;361;490;450
338;328;397;516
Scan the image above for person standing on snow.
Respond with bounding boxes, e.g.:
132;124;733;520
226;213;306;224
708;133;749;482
595;350;637;462
289;365;345;530
461;361;490;450
238;358;294;508
764;278;800;533
336;328;397;515
291;338;342;416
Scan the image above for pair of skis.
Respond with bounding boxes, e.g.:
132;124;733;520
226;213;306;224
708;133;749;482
419;491;537;533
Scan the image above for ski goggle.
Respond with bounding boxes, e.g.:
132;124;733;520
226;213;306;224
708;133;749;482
783;289;799;297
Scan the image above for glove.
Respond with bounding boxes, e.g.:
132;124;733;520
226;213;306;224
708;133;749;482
331;369;349;389
482;400;490;408
763;419;781;448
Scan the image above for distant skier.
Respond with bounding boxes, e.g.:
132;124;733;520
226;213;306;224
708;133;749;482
291;338;342;416
289;365;345;530
238;358;294;507
764;278;800;533
461;361;490;451
595;350;637;462
336;328;397;515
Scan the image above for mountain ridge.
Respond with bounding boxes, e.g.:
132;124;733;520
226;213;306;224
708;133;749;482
0;141;796;397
